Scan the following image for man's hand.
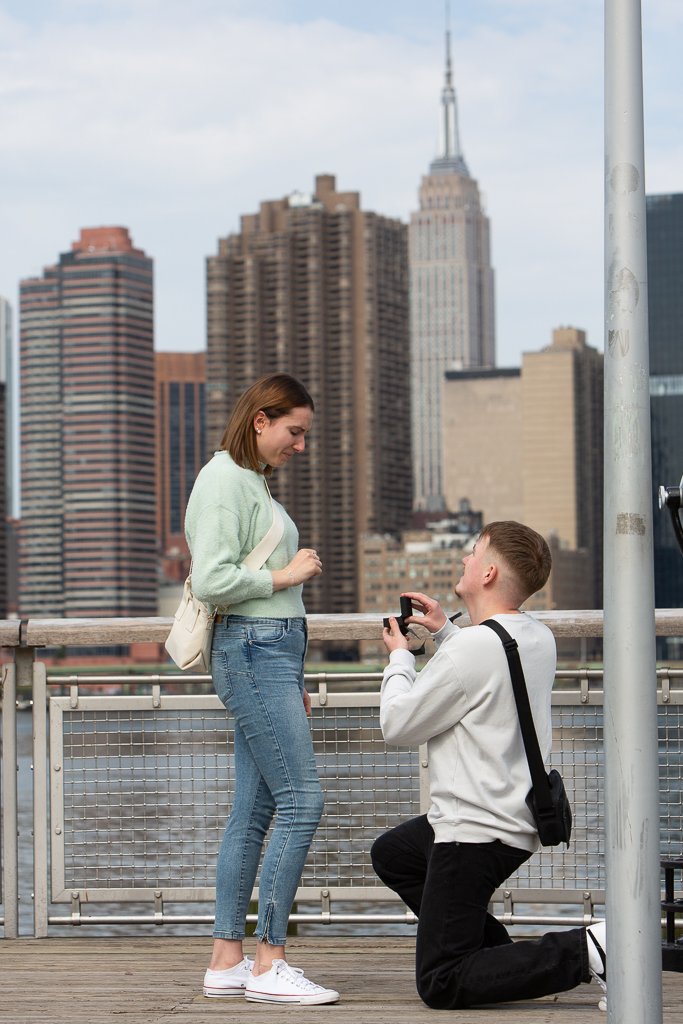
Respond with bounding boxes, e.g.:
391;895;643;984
401;592;448;633
383;616;410;654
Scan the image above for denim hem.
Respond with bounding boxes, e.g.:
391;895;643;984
255;900;289;946
212;930;246;940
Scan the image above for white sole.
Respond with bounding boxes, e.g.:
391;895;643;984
245;992;339;1005
203;988;245;998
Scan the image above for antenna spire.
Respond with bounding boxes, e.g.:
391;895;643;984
431;1;469;175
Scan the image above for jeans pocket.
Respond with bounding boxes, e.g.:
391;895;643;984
247;621;287;646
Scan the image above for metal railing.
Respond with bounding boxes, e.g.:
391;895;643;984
2;611;683;938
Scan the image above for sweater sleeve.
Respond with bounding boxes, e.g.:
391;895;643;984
380;642;470;747
190;502;274;610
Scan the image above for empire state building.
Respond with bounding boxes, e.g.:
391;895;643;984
410;26;496;512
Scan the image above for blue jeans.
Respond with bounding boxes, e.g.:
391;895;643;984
211;616;323;946
372;815;590;1008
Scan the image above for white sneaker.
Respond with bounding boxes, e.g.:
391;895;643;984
245;959;340;1005
586;920;607;1012
203;956;253;997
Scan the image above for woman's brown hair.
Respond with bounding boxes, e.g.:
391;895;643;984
220;373;315;474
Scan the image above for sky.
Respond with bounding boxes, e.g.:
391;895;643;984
0;0;681;369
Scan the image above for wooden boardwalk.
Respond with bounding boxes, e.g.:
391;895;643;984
1;936;683;1024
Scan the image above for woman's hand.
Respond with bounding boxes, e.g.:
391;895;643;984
272;548;323;590
302;688;312;717
401;591;448;634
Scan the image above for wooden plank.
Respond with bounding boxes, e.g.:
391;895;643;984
1;936;683;1023
0;620;21;647
12;608;683;649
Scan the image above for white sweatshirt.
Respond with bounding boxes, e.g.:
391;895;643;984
380;612;557;853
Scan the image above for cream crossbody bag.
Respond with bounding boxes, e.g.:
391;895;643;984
165;483;284;672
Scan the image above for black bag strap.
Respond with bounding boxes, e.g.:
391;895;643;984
481;618;553;812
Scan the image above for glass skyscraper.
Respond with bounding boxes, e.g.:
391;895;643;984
647;193;683;643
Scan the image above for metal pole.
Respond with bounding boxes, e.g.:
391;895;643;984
32;658;49;938
604;2;662;1022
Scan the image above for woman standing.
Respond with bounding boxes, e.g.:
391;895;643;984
185;373;339;1005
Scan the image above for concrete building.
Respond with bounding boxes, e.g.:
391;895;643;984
441;367;524;523
359;504;482;660
206;173;411;618
442;327;604;610
19;227;156;617
647;193;683;655
155;351;206;584
410;25;495;512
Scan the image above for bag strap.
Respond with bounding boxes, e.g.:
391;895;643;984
242;479;284;570
481;618;553;812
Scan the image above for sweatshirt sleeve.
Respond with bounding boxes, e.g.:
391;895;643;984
380;641;470;747
433;618;460;648
190;502;274;609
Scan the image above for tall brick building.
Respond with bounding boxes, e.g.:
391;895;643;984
19;227;156;617
206;174;411;615
155;351;205;583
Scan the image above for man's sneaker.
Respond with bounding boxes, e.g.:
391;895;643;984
203;956;253;997
245;959;340;1005
586;920;607;1012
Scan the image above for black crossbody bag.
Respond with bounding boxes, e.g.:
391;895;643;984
482;618;572;848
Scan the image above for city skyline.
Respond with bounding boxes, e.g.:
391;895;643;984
0;0;681;370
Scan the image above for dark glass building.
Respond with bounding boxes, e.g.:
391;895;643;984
647;193;683;651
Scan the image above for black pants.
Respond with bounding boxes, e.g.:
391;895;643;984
371;815;590;1009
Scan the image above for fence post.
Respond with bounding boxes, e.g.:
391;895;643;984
1;663;19;937
32;658;49;938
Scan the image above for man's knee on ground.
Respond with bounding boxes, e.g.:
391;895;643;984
416;970;459;1011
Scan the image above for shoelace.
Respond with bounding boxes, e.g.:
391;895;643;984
274;960;324;992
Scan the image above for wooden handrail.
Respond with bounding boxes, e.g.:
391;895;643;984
0;608;681;647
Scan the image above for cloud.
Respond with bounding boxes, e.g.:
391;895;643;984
0;1;680;367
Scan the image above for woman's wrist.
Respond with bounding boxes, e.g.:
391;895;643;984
272;568;298;591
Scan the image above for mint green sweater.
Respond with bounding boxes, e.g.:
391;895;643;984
184;451;305;618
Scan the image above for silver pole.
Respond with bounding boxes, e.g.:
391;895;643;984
604;2;662;1023
32;659;49;938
